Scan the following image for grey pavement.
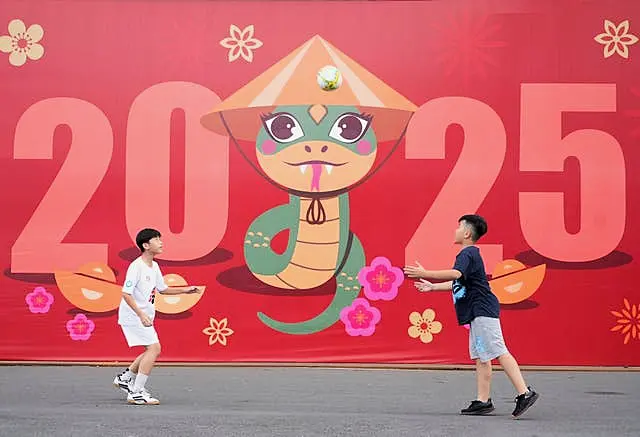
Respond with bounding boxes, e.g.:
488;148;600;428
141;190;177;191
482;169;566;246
0;366;638;436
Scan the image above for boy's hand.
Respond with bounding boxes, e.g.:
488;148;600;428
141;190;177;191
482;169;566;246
404;261;427;278
139;314;153;327
415;279;435;292
187;286;202;294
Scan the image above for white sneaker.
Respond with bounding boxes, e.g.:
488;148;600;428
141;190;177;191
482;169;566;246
113;373;133;394
127;389;160;405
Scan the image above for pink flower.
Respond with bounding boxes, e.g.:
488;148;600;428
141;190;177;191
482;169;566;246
25;286;54;314
358;256;404;301
339;298;381;337
66;314;95;341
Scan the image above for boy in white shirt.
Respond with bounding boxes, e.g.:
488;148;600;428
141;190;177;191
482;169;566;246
113;228;201;405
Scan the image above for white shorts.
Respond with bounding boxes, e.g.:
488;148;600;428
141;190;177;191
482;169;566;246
469;316;509;363
121;325;159;347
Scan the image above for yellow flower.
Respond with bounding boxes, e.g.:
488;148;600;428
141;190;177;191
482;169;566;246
0;19;44;67
610;299;640;345
408;309;443;344
202;317;234;346
220;24;263;63
594;19;638;59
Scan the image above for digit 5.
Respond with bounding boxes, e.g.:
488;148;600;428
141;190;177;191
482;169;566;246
519;84;626;262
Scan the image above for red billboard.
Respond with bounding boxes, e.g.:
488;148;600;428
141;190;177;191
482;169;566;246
1;0;638;366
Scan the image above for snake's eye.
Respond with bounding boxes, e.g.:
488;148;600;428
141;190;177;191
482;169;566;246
261;112;304;143
328;113;371;144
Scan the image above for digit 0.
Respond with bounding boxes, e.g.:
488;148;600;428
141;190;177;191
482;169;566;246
125;82;229;260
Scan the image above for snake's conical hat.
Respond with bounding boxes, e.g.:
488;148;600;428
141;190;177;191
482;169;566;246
201;35;417;142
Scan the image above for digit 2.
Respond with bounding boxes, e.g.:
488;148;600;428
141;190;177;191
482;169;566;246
11;98;113;273
404;96;506;272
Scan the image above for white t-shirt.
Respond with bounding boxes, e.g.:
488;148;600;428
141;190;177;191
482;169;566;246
118;257;168;327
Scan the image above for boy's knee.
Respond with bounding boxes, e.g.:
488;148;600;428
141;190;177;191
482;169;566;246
498;352;512;361
476;359;493;374
147;343;161;356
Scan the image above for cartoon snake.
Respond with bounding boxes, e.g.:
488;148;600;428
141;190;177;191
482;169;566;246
201;36;416;335
215;100;404;334
237;104;385;334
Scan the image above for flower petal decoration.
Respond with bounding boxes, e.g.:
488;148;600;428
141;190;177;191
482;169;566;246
594;19;638;59
203;317;234;346
610;299;640;345
219;24;263;63
339;298;381;337
25;286;54;314
358;256;404;301
408;309;443;344
0;19;45;66
66;314;95;341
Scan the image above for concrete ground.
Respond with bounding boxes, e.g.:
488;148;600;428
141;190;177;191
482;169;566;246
0;366;638;436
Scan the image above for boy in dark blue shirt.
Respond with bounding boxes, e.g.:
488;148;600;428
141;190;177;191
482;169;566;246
404;214;539;418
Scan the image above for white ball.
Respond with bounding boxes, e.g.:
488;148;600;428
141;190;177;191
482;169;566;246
317;65;342;91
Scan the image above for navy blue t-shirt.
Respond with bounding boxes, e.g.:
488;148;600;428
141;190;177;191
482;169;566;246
451;246;500;325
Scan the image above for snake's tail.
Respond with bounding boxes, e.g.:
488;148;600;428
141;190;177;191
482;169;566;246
257;289;357;335
257;232;365;335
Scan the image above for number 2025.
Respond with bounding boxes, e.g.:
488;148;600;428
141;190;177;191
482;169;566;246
10;82;625;273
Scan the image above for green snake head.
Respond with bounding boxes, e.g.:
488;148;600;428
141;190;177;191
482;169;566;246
255;105;378;194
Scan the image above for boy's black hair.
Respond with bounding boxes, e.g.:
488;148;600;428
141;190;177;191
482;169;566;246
458;214;487;242
136;228;161;252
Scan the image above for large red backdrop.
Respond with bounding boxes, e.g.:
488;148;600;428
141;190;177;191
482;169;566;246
1;0;639;366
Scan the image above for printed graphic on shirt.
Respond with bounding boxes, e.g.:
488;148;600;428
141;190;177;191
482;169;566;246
452;279;466;303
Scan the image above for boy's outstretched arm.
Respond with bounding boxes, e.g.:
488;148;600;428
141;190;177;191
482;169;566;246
421;269;461;281
158;286;202;295
404;261;462;281
415;279;453;292
154;268;201;295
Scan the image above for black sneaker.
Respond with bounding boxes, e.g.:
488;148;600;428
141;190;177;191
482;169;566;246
512;387;539;418
461;399;495;415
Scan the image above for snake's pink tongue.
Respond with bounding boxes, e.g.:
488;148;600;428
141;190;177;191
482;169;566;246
311;163;322;191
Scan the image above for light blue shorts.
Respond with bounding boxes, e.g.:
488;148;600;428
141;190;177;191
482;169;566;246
469;316;509;362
